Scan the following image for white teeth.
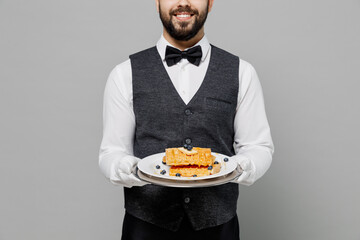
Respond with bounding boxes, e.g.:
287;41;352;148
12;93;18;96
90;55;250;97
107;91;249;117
177;14;191;18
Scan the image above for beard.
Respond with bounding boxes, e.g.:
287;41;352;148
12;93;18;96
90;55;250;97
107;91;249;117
159;3;209;41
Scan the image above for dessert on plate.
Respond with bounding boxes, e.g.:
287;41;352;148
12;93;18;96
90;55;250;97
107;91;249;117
163;146;221;177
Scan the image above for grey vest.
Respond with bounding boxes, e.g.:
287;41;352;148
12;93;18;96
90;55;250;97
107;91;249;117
124;44;240;231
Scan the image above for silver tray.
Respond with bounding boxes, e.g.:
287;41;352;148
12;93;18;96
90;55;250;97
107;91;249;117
135;165;243;188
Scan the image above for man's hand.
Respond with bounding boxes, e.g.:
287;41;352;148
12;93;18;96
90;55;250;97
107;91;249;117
112;156;150;188
230;155;255;186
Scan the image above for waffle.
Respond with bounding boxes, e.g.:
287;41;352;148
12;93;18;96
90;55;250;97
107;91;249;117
169;161;221;177
165;147;212;166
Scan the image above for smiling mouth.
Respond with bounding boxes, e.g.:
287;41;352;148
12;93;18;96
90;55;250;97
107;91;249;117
173;12;194;21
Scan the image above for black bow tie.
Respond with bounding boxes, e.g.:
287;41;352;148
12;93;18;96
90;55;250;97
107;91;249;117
165;45;202;67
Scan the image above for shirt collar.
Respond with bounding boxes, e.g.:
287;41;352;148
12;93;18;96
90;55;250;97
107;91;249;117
156;33;211;63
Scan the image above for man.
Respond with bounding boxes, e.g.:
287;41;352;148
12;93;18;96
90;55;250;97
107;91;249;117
99;0;274;239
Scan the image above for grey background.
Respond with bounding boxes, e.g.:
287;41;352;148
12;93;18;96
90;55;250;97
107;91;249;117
0;0;359;239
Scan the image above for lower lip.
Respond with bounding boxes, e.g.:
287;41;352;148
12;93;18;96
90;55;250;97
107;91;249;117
175;15;193;21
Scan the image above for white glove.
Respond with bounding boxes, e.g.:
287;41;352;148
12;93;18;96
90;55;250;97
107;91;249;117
112;155;150;188
230;155;256;186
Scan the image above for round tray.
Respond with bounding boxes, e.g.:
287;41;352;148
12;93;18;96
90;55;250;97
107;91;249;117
135;165;243;188
137;152;238;181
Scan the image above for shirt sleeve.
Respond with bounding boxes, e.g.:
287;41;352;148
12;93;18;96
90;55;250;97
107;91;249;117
98;60;136;184
233;60;275;186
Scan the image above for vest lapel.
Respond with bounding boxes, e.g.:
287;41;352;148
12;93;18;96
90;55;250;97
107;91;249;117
151;45;217;107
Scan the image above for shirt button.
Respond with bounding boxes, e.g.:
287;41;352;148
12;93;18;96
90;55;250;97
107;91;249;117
185;138;192;145
184;197;190;203
184;109;192;116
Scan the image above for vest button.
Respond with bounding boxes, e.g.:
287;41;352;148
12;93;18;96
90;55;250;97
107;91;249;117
184;197;190;203
185;138;192;145
184;109;192;116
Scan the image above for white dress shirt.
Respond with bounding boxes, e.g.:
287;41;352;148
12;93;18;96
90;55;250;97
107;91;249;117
99;34;274;186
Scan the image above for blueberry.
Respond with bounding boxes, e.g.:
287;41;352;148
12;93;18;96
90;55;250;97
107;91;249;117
156;165;160;169
208;166;213;170
187;145;193;151
193;174;197;177
224;157;229;162
214;161;219;164
184;144;188;148
160;170;166;175
176;173;181;177
162;161;166;165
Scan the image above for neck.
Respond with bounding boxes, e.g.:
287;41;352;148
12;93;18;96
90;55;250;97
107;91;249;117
163;28;205;51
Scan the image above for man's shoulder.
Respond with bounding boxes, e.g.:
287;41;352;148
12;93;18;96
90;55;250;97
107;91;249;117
129;46;157;59
112;58;131;75
111;45;157;75
210;44;256;71
239;58;255;71
210;44;239;60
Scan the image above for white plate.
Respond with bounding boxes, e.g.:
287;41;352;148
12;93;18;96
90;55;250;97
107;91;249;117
137;152;238;181
135;165;243;188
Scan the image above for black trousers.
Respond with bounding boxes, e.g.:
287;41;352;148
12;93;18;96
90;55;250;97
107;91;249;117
121;211;240;240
